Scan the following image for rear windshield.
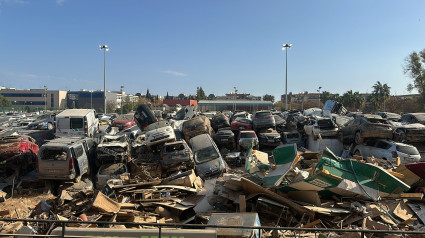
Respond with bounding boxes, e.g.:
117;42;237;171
194;146;219;163
255;112;271;118
146;121;169;132
397;145;419;155
117;114;133;120
70;118;84;129
41;149;68;161
240;132;256;138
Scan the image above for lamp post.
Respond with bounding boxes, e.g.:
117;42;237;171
120;86;124;115
317;86;322;108
99;45;109;114
299;92;305;111
44;85;47;112
282;43;292;111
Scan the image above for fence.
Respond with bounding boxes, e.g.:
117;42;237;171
0;218;424;238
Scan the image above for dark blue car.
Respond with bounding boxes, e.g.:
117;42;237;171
27;113;56;130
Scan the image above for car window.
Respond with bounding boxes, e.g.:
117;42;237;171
396;145;419;155
70;118;84;129
240;132;256;138
73;145;85;158
376;141;391;149
41;149;68;160
255;111;271;118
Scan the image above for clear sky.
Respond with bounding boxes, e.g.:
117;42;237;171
0;0;424;100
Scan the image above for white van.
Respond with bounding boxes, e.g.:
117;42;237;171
55;109;99;138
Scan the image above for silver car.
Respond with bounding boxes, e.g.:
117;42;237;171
252;111;275;130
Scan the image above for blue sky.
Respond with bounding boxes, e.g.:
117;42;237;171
0;0;424;100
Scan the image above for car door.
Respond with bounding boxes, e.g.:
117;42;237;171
375;141;391;160
73;144;88;176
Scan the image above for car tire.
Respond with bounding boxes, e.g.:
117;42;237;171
47;122;53;130
354;131;364;145
337;131;344;142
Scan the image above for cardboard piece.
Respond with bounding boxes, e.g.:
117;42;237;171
395;165;421;186
162;170;197;187
393;201;415;221
287;191;321;206
91;191;120;213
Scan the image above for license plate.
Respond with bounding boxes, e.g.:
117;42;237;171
48;169;61;173
268;139;275;143
221;139;228;142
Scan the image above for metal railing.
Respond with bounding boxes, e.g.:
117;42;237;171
0;218;424;238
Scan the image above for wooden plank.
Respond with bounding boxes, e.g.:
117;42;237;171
239;195;246;212
301;219;321;228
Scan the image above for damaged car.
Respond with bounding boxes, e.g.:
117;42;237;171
134;104;158;131
230;118;253;131
337;114;393;144
257;128;281;147
0;135;39;176
390;121;425;143
96;134;131;166
160;140;194;176
353;139;421;164
252;110;275;131
210;113;230;131
214;127;235;149
145;121;176;150
27;113;55;130
189;134;228;179
96;163;129;189
182;115;213;142
238;130;259;151
304;116;338;140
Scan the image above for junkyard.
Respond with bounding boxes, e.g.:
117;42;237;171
1;101;425;237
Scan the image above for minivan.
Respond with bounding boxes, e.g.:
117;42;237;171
37;137;96;182
55;109;99;138
189;134;228;179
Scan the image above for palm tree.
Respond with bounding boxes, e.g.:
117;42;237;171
371;81;391;111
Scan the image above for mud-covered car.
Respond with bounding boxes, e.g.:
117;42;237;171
210;113;230;131
257;128;281;147
0;135;39;175
337;114;393;144
304;116;338;139
96;163;129;189
96;134;131;166
230;118;253;131
390;121;425;143
401;113;425;125
376;112;401;122
145;121;176;149
189;134;228;179
160;140;194;175
214;127;235;149
238;130;259;151
252;110;275;130
182;115;213;142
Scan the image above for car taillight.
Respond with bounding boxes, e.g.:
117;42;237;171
69;157;74;170
268;115;273;118
84;123;88;134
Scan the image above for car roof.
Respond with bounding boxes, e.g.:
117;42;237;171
189;134;214;150
57;109;94;117
43;137;87;146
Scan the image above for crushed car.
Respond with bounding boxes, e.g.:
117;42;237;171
257;128;281;147
304;116;338;139
96;134;131;166
213;127;235;149
182;115;213;142
160;140;194;176
390;121;425;143
210;113;230;131
0;135;39;176
145;121;176;150
337;114;393;144
237;130;259;151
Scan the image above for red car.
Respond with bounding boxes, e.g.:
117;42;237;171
112;113;136;131
231;118;253;131
0;135;39;174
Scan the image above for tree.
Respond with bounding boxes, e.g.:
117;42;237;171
263;94;275;103
106;100;116;113
165;92;169;100
404;49;425;109
146;89;151;101
207;94;216;100
196;87;206;100
178;93;185;100
0;95;11;108
321;91;341;103
368;81;391;111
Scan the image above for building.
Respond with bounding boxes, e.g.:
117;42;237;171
216;93;261;101
116;92;139;109
197;100;272;112
0;88;67;109
163;99;198;107
66;90;118;112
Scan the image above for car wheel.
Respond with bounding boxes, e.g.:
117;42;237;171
47;122;53;130
354;131;364;144
337;131;344;142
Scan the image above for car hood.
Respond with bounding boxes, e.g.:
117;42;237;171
113;119;132;124
196;158;225;177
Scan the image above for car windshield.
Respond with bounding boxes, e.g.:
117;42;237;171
36;115;49;120
240;132;256;138
397;145;419;155
413;114;425;121
255;112;271;118
117;114;133;120
194;146;219;164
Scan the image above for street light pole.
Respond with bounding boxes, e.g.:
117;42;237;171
99;45;109;114
282;44;292;111
90;90;93;109
120;86;124;115
44;85;47;112
317;86;322;108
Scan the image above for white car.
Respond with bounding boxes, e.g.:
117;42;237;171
304;116;338;139
145;121;176;148
353;139;421;164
